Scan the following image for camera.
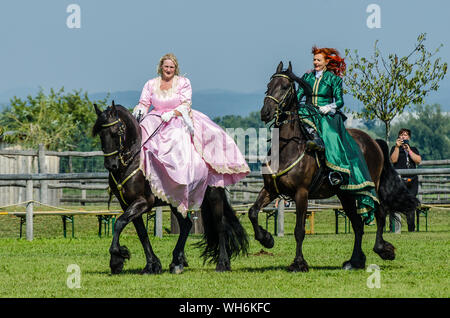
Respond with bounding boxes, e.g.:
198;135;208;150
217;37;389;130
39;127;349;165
402;139;409;145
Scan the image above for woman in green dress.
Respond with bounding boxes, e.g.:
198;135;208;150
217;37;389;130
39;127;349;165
297;46;378;224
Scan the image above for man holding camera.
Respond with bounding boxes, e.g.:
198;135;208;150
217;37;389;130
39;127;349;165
390;128;422;232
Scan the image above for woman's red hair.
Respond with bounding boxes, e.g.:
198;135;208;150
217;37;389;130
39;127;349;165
312;46;346;77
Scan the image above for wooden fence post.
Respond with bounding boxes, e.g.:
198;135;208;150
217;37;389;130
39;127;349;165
155;207;163;238
81;182;86;206
26;179;34;241
38;144;48;204
277;199;284;237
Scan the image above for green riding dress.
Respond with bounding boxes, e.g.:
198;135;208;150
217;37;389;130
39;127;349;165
297;70;378;224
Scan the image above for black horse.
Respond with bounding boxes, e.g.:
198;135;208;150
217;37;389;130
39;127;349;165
93;102;248;274
248;62;419;272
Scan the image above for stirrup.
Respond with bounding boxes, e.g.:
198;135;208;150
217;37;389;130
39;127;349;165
328;171;343;186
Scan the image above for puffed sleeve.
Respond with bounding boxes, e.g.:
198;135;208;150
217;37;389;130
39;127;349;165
332;76;344;109
135;79;153;113
296;73;309;102
175;77;194;133
178;77;192;108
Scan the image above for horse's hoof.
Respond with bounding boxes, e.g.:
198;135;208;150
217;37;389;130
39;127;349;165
258;230;274;249
169;263;184;274
141;261;162;275
110;255;125;275
373;241;396;260
215;260;231;272
342;260;365;270
288;260;309;272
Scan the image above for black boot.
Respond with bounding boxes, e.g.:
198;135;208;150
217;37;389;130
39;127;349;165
305;127;325;152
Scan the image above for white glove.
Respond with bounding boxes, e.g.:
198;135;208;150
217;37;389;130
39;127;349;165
132;105;145;119
161;110;175;122
319;103;337;115
175;104;194;135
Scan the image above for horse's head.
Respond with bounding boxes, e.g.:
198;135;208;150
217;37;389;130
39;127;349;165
261;61;297;124
93;101;138;172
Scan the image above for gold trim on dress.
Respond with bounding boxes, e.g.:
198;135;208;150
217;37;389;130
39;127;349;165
340;181;376;191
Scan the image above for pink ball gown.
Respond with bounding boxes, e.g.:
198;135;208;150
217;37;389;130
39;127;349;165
134;75;250;216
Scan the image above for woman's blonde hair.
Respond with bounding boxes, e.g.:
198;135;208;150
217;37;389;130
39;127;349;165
157;53;180;76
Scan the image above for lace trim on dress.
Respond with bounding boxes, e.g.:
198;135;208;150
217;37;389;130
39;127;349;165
139;160;202;218
151;76;179;101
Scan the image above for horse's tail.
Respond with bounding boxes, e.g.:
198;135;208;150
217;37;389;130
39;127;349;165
197;187;249;265
375;139;419;215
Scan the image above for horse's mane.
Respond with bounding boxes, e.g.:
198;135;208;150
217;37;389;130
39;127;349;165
285;69;313;98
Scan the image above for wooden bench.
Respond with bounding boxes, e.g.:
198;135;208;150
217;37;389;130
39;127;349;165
4;210;122;238
416;206;430;232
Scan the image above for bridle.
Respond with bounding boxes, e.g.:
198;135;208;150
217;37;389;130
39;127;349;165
99;115;141;207
100;118;139;167
264;73;297;126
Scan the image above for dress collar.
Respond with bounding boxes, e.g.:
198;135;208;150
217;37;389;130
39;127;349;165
315;70;324;78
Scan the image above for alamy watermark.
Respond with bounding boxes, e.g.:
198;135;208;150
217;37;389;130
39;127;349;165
225;127;279;174
66;264;81;289
366;4;381;29
66;4;81;29
366;264;381;289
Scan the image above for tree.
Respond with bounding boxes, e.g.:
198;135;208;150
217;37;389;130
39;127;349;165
213;111;265;129
344;33;448;142
0;87;108;151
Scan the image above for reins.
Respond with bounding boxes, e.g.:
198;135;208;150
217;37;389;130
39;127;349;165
100;112;166;207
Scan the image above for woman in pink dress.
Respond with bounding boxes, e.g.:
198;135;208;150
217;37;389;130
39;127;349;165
132;53;250;217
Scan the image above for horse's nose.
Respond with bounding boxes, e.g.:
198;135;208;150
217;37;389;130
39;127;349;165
261;105;270;122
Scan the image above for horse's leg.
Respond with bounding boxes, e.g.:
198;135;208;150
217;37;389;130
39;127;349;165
248;187;278;249
373;205;396;260
406;209;416;232
109;198;160;274
288;187;309;272
337;192;366;270
169;207;193;274
132;215;163;274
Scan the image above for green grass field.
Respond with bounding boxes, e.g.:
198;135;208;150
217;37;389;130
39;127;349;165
0;206;448;298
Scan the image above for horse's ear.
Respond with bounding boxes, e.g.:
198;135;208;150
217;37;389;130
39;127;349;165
93;103;102;116
287;61;292;73
276;61;283;73
111;100;117;115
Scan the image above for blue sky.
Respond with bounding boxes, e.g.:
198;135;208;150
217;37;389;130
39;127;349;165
1;0;449;106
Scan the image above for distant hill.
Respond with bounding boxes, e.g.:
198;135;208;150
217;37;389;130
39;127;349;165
0;88;265;117
89;89;264;118
1;86;448;118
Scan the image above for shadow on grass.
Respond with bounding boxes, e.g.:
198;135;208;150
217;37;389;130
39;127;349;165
87;262;403;275
238;265;342;272
86;268;175;276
